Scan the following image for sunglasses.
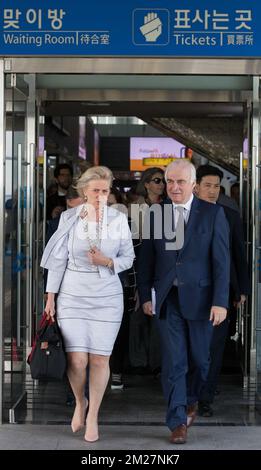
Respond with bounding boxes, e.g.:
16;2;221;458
150;177;165;184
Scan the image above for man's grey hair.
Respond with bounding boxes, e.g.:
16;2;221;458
165;159;196;183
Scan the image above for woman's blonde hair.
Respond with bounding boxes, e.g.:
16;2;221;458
76;166;113;198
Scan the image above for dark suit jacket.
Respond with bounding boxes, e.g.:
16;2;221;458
219;204;250;300
137;196;230;320
46;193;66;220
46;216;60;244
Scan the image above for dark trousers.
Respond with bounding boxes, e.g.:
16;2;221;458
199;316;229;403
157;287;213;431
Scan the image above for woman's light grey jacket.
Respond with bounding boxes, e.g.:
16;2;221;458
41;204;135;293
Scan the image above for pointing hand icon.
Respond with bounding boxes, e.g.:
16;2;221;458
140;12;162;42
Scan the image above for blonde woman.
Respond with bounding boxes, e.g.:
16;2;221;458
41;166;134;442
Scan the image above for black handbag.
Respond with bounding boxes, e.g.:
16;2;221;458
27;313;67;380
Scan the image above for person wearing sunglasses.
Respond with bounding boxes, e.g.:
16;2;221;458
136;167;165;206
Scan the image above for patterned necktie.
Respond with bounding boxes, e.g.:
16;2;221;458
175;206;187;228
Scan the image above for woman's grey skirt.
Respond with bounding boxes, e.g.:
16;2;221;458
56;269;123;356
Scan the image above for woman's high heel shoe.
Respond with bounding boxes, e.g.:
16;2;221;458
84;430;99;443
84;436;99;442
84;417;99;442
71;398;88;433
84;436;99;443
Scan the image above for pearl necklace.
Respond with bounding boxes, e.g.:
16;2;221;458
80;204;104;249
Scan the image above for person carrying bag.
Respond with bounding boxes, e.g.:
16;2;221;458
27;312;66;380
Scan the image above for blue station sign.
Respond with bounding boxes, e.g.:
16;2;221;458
0;0;260;57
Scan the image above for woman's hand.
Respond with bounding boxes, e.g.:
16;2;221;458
87;246;109;267
45;293;56;322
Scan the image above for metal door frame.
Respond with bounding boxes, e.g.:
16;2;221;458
251;77;261;392
4;57;261;75
0;62;36;423
0;59;5;425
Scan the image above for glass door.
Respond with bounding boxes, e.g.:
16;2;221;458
1;72;36;422
235;107;252;386
251;77;261;399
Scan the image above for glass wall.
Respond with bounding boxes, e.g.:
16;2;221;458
0;72;37;423
251;77;261;399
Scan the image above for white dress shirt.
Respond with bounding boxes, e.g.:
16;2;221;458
172;194;194;287
172;194;194;228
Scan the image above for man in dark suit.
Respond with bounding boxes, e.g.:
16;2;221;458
46;163;73;220
137;160;230;444
195;165;250;416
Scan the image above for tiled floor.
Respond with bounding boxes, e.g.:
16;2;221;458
1;423;261;450
0;372;260;450
1;371;261;450
15;372;261;426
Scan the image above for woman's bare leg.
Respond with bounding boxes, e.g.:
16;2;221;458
67;352;88;432
85;354;110;442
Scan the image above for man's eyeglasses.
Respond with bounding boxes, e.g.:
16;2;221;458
150;177;165;184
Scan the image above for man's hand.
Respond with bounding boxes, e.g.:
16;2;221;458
233;294;247;309
142;301;153;316
209;306;227;326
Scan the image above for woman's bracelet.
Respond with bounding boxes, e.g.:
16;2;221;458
106;258;114;270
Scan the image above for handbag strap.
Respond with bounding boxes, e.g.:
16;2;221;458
27;312;55;364
40;311;51;325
